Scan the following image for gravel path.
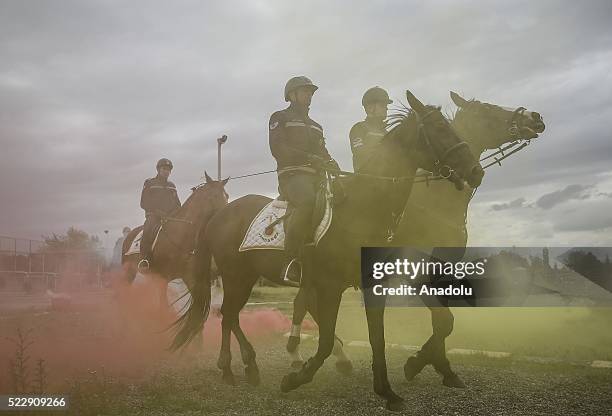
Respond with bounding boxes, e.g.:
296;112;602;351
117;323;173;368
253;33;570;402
79;339;612;416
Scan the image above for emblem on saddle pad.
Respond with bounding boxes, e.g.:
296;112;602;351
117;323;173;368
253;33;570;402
239;196;332;252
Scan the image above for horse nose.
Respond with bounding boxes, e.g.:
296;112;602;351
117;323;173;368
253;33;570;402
468;165;484;188
531;112;545;132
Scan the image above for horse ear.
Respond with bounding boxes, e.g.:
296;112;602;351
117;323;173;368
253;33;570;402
450;91;468;108
221;177;229;186
204;171;213;183
406;90;426;114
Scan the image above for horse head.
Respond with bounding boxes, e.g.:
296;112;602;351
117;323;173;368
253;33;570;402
187;171;229;216
450;91;545;152
391;90;484;190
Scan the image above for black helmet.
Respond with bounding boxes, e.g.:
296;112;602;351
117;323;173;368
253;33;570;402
284;76;318;102
362;86;393;107
156;158;173;170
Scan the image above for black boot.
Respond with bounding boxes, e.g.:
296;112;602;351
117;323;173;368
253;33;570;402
280;258;302;285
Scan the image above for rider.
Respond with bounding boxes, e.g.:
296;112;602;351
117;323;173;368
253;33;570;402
349;86;393;172
138;158;181;271
269;76;339;284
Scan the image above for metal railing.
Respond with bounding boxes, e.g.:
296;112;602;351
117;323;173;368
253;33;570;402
0;236;105;292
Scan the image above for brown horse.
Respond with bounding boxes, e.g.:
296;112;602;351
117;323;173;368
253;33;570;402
287;91;546;387
121;172;229;310
172;90;484;411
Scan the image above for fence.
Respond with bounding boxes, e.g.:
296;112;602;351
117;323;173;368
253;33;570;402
0;236;106;293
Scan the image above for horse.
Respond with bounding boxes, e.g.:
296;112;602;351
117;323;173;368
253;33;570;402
171;90;484;411
121;172;229;312
287;90;546;387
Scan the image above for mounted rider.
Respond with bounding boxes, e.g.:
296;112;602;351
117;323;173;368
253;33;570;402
269;76;340;284
349;86;393;172
138;158;181;271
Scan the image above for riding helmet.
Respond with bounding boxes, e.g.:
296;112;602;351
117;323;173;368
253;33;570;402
284;76;318;102
362;86;393;107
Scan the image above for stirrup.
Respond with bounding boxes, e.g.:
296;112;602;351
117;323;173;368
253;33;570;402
137;259;150;272
282;258;302;285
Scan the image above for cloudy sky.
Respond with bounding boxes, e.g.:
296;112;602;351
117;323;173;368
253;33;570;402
1;0;611;251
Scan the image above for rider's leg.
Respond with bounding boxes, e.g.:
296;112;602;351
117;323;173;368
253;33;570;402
139;214;160;270
278;173;317;283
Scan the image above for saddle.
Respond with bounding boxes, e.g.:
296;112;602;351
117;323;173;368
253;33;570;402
125;225;162;256
239;176;336;252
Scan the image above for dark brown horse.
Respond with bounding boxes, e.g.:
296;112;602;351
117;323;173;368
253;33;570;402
121;173;229;310
287;91;546;387
172;90;484;410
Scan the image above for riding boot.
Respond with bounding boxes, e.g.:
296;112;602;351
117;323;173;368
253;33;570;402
139;215;159;272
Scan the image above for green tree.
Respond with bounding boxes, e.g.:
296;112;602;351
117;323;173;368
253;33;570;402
42;227;101;252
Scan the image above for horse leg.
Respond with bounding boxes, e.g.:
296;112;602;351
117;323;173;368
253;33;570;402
281;284;342;392
229;277;260;386
218;313;235;385
287;286;308;368
300;285;353;374
332;336;353;375
232;322;260;386
365;300;404;411
404;306;464;387
430;307;464;388
218;280;243;386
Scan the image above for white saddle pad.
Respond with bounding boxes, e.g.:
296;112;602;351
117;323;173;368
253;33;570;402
125;228;162;256
239;187;333;252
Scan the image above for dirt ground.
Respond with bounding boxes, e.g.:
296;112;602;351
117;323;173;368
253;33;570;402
1;282;611;415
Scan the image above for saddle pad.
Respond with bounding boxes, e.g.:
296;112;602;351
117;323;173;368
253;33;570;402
125;227;162;256
239;191;333;252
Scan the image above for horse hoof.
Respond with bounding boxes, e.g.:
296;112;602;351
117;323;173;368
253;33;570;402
335;360;353;375
245;366;261;386
280;372;299;393
221;371;235;386
286;336;300;353
404;356;425;381
442;372;466;388
291;360;304;369
385;398;405;412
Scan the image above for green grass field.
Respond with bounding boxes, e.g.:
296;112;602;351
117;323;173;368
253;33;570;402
250;286;612;361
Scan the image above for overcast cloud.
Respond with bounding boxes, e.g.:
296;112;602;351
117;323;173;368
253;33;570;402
1;0;611;250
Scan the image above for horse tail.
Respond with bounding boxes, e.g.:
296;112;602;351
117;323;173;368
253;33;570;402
170;233;212;351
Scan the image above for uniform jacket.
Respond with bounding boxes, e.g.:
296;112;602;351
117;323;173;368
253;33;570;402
349;117;388;172
269;103;332;174
140;175;181;217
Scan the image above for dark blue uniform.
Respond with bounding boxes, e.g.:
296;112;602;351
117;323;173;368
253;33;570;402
139;175;181;260
269;103;333;260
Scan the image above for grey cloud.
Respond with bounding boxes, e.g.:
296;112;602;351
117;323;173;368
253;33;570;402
491;197;527;211
536;184;593;210
553;199;612;232
1;0;612;243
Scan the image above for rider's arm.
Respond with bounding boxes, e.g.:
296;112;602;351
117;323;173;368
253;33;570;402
140;179;154;212
169;181;181;210
349;123;369;172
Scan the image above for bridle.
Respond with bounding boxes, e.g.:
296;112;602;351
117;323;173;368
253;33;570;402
475;106;534;169
414;108;470;180
158;185;226;255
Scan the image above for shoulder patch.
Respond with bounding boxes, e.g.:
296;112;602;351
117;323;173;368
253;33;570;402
351;137;364;148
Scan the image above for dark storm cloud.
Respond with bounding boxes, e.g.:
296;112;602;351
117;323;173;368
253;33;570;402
536;184;593;210
1;0;611;244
